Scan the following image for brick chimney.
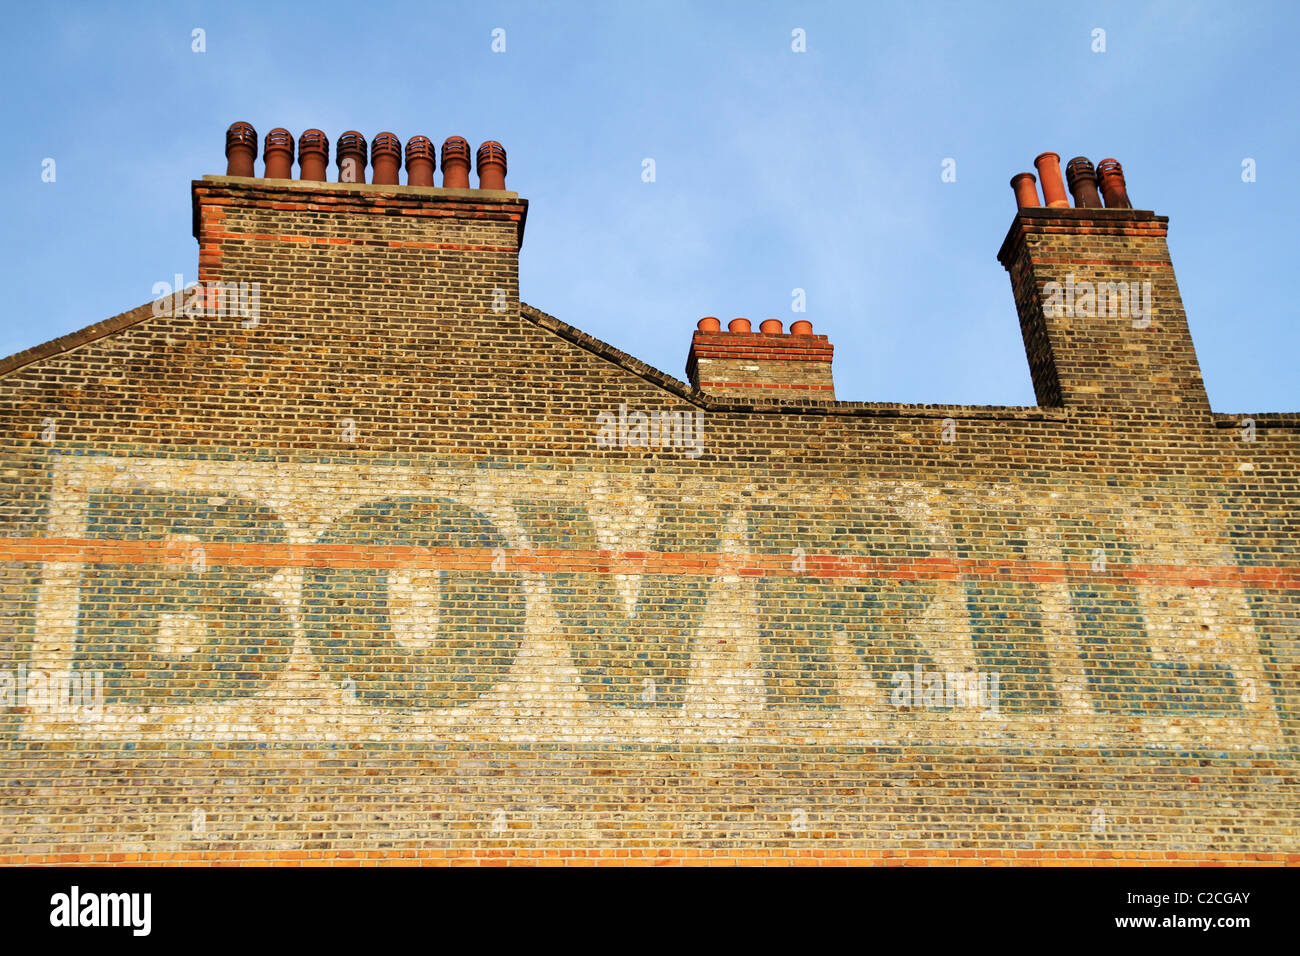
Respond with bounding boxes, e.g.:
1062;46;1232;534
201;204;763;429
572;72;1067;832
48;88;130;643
998;154;1209;414
196;123;527;323
686;317;835;400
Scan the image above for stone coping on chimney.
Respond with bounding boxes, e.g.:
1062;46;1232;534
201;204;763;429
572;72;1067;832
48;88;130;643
199;174;518;201
192;176;529;246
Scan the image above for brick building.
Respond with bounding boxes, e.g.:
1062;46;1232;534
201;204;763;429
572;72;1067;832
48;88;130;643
0;128;1295;865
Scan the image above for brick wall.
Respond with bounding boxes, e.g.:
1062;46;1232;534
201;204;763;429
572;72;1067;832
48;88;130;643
0;174;1295;866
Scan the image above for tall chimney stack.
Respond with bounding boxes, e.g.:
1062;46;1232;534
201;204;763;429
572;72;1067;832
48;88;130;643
998;152;1207;414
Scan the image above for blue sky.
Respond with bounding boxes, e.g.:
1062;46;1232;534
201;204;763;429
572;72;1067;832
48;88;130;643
1;0;1295;411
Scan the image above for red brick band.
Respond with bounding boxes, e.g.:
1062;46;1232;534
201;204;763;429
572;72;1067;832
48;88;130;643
1;538;1295;588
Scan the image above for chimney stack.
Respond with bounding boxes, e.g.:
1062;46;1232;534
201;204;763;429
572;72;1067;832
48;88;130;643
195;122;528;327
687;317;834;400
998;152;1207;413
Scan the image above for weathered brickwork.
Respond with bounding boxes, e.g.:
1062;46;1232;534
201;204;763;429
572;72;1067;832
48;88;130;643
0;172;1296;866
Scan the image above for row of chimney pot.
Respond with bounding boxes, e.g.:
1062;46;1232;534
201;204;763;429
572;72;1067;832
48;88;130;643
697;317;815;336
224;123;507;189
1010;153;1131;210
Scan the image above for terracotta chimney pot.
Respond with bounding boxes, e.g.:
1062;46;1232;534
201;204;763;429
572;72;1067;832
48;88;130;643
476;141;508;190
759;319;783;334
371;132;402;186
224;122;258;177
1065;157;1103;208
441;136;472;189
1097;158;1132;208
263;127;295;180
404;135;436;187
728;318;752;333
1033;152;1070;208
790;320;814;336
697;317;721;332
336;131;368;183
1010;172;1040;209
297;129;330;182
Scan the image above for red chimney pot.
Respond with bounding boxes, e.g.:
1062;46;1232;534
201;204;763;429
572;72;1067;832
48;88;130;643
476;141;508;190
297;129;329;182
404;135;436;187
1034;152;1069;208
697;317;721;332
336;130;368;183
371;132;402;186
1065;156;1103;208
263;128;294;180
441;137;472;189
759;319;783;334
728;318;752;333
790;320;814;336
1010;172;1040;209
1097;158;1132;208
224;122;257;177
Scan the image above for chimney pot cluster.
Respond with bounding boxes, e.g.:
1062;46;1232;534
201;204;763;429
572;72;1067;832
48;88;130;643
223;123;510;190
1010;152;1132;210
699;317;816;337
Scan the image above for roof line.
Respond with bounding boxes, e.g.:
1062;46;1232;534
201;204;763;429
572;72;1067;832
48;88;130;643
518;302;1063;420
0;296;1062;421
0;299;161;380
